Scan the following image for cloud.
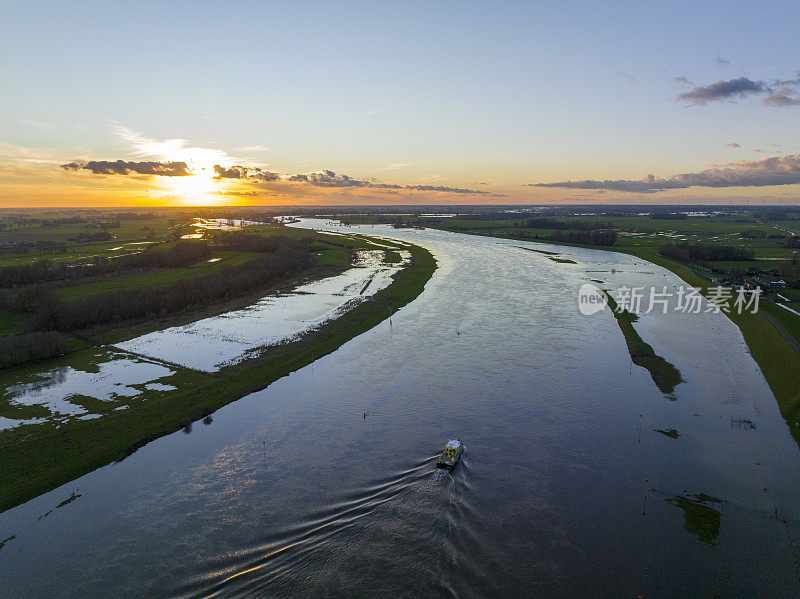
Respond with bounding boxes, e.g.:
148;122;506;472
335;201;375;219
727;142;741;148
248;169;280;182
763;86;800;107
676;72;800;107
528;154;800;193
213;164;280;182
677;77;770;105
373;163;413;171
61;160;192;176
213;164;248;179
714;56;730;66
112;124;233;166
286;169;491;194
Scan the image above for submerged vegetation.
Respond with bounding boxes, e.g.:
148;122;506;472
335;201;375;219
654;428;680;439
602;291;683;394
667;494;725;546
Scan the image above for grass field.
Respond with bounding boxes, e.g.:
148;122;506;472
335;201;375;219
54;251;262;303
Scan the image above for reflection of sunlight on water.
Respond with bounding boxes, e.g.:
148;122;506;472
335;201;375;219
116;250;410;371
0;354;175;430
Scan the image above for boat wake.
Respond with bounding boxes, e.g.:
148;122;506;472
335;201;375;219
176;455;466;598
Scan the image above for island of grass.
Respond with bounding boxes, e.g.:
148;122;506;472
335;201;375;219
602;291;683;395
517;246;561;255
548;256;577;264
654;428;680;439
667;493;725;546
0;223;436;513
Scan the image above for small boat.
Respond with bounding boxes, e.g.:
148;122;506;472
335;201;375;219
436;439;463;469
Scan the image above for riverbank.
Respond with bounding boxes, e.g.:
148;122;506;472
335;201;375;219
0;238;436;513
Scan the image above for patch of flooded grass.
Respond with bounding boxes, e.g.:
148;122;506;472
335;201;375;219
548;256;578;264
0;534;15;550
654;428;680;439
55;491;81;509
667;494;724;546
517;246;560;255
0;350;180;431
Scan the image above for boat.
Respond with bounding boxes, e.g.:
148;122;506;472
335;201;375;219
436;439;463;469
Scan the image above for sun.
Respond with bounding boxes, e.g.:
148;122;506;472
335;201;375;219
161;151;228;204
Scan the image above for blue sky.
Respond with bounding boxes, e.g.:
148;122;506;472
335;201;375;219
1;0;799;205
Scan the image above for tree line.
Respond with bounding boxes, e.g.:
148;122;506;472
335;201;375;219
21;241;314;332
0;332;73;369
550;229;618;246
0;241;212;288
659;242;755;262
519;217;614;230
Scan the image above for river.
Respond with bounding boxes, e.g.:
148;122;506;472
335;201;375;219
1;219;798;597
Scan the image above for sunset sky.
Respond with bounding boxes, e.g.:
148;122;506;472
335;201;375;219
1;1;799;206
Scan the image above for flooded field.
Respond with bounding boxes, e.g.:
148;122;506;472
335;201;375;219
1;220;799;597
0;351;177;431
116;249;409;371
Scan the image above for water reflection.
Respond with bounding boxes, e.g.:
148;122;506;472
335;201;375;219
0;220;798;597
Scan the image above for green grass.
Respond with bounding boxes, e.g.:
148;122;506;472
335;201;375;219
0;239;437;513
0;309;26;334
384;250;402;263
602;292;683;395
761;302;800;347
54;252;261;303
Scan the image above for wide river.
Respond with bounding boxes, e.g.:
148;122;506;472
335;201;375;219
1;219;799;597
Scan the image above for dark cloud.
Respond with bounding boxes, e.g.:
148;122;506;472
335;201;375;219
763;86;800;107
213;164;280;182
677;77;769;105
528;154;800;193
673;76;693;85
714;56;730;66
213;164;248;179
249;169;280;182
61;160;192;176
727;142;741;148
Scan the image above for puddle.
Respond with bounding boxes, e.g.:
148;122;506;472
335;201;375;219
116;250;410;372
